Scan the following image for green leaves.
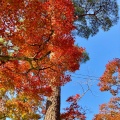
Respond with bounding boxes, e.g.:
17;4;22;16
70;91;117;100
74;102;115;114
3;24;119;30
73;0;119;39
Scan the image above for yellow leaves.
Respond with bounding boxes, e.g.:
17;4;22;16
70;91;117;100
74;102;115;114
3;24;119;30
6;100;28;117
3;95;41;120
12;46;19;51
0;88;6;97
0;37;4;43
22;113;27;119
31;60;38;68
19;18;25;23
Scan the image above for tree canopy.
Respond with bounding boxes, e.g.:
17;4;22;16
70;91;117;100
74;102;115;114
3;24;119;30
0;0;119;119
73;0;118;38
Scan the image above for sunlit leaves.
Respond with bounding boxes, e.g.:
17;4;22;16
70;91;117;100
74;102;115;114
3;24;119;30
0;92;41;120
96;59;120;119
94;97;120;120
99;58;120;95
0;0;85;119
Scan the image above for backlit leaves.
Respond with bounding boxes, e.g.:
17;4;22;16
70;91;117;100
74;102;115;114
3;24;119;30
0;0;84;119
94;97;120;120
61;94;86;120
99;58;120;95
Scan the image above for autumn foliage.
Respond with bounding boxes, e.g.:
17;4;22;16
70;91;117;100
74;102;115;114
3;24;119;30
99;58;120;95
61;94;86;120
94;97;120;120
1;0;119;119
0;0;85;119
94;58;120;120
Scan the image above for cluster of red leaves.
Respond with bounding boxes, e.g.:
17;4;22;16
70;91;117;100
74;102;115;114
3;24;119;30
61;94;86;120
94;97;120;120
99;58;120;95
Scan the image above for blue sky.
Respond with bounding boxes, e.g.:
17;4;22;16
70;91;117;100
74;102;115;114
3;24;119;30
61;4;120;120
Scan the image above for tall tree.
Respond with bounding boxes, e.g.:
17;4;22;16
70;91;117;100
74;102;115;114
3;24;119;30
0;0;119;120
43;1;84;119
45;0;119;119
44;0;119;119
0;0;84;119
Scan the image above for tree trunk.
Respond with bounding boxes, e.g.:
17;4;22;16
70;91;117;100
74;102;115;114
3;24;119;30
44;86;61;120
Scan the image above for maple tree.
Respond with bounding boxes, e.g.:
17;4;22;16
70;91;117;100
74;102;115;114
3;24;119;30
44;0;119;119
0;0;119;120
0;0;84;119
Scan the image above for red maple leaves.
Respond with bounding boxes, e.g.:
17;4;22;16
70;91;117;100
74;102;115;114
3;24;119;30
61;94;86;120
0;0;85;119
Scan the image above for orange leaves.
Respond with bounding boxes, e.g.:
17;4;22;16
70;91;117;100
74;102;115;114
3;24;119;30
96;59;120;119
0;60;30;92
46;0;75;33
4;60;31;73
0;0;83;95
4;61;18;71
48;41;84;72
18;45;39;58
17;61;31;73
94;97;120;120
1;96;41;119
99;58;120;95
0;0;85;119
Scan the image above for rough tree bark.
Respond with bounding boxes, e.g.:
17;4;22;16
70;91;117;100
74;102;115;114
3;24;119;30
44;86;61;120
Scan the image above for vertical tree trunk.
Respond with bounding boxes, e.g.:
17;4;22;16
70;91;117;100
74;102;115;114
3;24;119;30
44;86;61;120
